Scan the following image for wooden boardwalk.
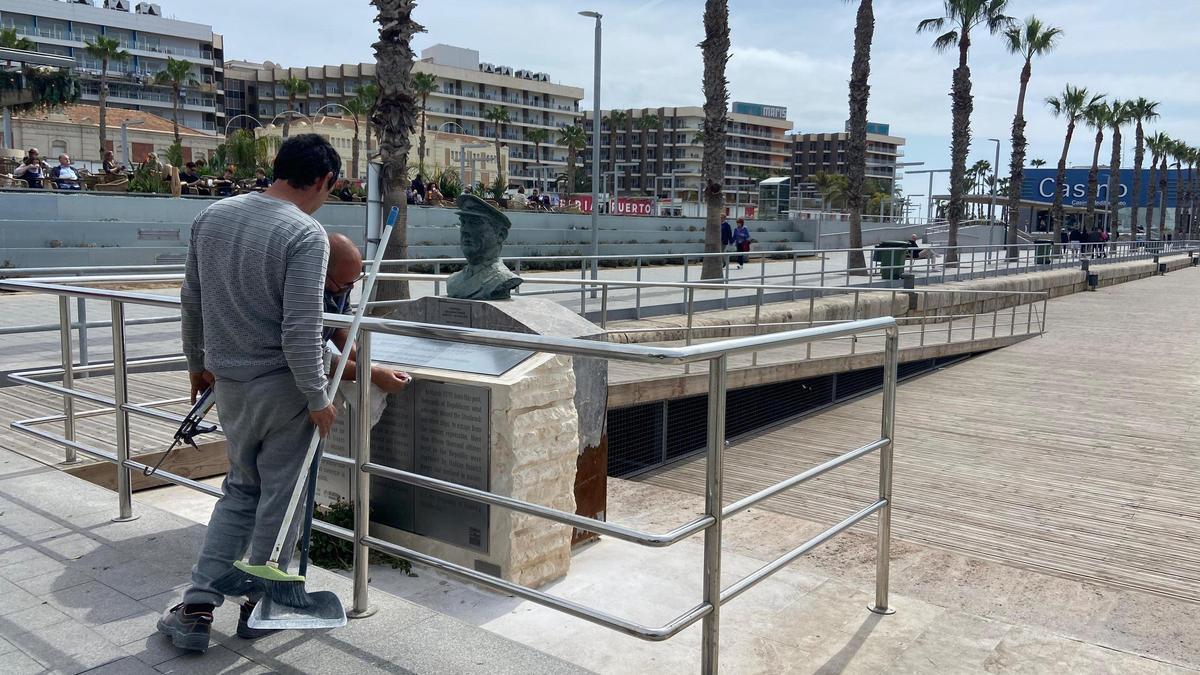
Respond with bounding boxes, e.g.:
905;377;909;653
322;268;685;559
641;266;1200;603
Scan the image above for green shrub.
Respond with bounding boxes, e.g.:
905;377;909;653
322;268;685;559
310;499;414;575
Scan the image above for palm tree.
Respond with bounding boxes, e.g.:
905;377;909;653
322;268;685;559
1125;98;1160;237
370;0;422;307
1169;139;1186;236
700;0;731;280
342;96;367;179
917;0;1015;265
1145;132;1168;239
1159;134;1172;240
483;106;511;186
843;0;875;275
410;71;438;172
557;125;587;194
1046;86;1102;240
281;77;310;138
605;109;629;183
810;171;849;211
84;37;129;162
1003;16;1062;257
153;57;197;145
357;83;380;159
1104;100;1131;242
0;27;35;51
1030;158;1047;168
526;127;549;167
1082;101;1110;231
635;114;662;187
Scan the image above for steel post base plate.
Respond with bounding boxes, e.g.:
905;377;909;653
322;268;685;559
248;592;348;630
867;604;897;616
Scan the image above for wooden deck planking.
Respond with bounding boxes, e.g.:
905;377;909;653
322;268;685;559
641;267;1200;602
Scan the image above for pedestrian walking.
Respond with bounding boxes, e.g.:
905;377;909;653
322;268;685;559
733;218;751;269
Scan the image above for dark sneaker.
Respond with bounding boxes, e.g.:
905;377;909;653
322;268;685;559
157;602;212;652
237;600;279;640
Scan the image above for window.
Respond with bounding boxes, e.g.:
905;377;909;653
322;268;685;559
50;140;67;158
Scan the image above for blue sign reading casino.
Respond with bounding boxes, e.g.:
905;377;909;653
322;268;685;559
1020;168;1182;208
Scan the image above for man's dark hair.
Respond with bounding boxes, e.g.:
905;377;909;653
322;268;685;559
186;162;196;169
273;134;340;190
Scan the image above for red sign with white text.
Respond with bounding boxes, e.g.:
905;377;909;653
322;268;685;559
567;194;654;215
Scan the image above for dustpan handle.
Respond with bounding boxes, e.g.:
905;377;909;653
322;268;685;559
266;205;399;567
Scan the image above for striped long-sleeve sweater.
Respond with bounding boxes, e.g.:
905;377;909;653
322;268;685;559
181;192;332;411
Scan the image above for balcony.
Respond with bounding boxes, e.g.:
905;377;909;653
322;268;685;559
3;25;210;61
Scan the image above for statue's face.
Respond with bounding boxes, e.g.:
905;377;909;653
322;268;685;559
460;216;503;265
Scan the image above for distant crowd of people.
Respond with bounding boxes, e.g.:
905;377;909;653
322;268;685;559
1061;226;1112;258
12;147;85;190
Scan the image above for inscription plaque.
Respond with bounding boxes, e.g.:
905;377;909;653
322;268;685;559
315;397;352;507
371;333;531;376
370;380;491;553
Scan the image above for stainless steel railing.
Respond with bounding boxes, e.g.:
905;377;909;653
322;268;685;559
0;277;900;674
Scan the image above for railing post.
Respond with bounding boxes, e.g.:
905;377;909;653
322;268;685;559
434;261;442;297
869;326;898;615
58;297;78;464
349;330;377;619
682;256;690;309
76;297;89;370
790;253;799;301
635;257;643;320
700;354;727;673
851;291;860;355
580;263;588;316
600;284;609;330
684;288;696;375
109;301;137;522
751;288;763;366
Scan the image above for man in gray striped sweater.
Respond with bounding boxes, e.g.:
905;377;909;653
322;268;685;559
158;135;341;652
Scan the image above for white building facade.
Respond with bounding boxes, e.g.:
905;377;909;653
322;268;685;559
0;0;224;134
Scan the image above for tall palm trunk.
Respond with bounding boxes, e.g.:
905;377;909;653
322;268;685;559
417;92;429;171
492;126;503;187
1174;161;1184;236
1159;162;1169;239
98;57;110;161
1145;153;1158;238
699;0;730;280
1131;122;1145;237
1106;126;1122;245
283;93;296;138
351;118;361;179
844;0;873;275
170;83;182;144
946;34;974;265
1084;128;1103;230
1189;161;1197;238
1051;120;1075;241
566;146;577;192
1005;57;1030;260
371;0;422;308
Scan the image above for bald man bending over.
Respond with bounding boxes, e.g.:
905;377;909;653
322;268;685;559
323;234;410;421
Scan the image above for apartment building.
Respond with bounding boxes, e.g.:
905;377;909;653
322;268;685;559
0;0;224;134
790;121;906;190
223;44;584;188
582;102;793;207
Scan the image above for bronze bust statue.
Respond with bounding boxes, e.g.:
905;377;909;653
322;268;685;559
445;194;523;300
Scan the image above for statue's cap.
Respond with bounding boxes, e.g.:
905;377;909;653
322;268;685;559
455;194;511;232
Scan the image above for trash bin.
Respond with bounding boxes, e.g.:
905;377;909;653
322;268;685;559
1035;239;1053;265
872;241;909;280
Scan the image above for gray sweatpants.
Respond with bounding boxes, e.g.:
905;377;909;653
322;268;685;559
184;369;315;607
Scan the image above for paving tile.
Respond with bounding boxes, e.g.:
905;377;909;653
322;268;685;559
153;644;272;674
14;568;93;597
0;648;47;674
93;558;190;601
0;575;44;617
0;634;19;655
42;580;145;626
4;615;129;674
1067;642;1175;675
371;614;588;674
79;655;161;674
981;627;1083;673
0;551;69;583
0;602;71;638
886;611;1012;674
90;607;164;647
0;504;63;538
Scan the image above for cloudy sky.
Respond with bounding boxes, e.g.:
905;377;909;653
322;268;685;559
168;0;1199;202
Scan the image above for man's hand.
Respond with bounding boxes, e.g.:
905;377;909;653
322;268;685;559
188;370;214;403
370;367;412;394
309;403;337;438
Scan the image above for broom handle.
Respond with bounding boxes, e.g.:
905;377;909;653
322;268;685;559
266;205;399;565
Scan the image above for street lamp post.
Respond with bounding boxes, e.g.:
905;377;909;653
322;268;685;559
223;114;263;138
580;10;602;285
439;121;467;134
459;142;490;187
987;138;1001;250
905;168;951;223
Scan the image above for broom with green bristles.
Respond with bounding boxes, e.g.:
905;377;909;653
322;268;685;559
210;205;399;609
